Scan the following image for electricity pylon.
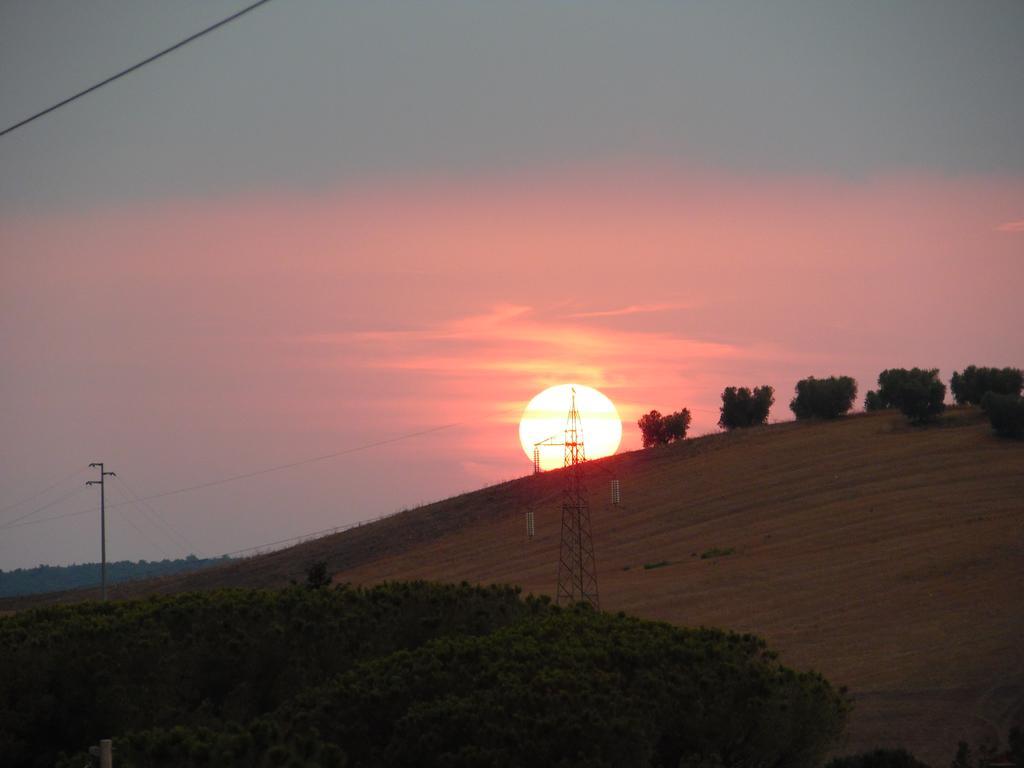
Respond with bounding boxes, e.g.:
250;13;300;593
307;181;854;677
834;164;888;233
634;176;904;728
555;388;599;608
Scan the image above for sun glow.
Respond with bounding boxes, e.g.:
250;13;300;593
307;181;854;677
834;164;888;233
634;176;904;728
518;384;622;471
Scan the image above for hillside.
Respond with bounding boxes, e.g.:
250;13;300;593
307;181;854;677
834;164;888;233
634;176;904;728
5;407;1023;764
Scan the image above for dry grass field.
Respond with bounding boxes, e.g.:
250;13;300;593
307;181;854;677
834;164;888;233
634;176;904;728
6;407;1022;764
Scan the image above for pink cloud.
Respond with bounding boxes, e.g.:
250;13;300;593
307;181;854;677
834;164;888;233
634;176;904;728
566;302;689;319
996;220;1024;233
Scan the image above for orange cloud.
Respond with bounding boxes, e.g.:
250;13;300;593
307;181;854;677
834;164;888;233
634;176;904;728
300;304;748;384
292;302;783;464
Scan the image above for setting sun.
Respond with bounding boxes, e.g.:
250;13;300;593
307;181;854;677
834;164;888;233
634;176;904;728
518;384;623;471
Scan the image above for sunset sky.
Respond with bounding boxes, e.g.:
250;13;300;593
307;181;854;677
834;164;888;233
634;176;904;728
1;1;1022;570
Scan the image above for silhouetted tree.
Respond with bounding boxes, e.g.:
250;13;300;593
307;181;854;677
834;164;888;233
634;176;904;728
981;392;1024;438
638;410;668;447
897;375;946;423
664;409;692;441
719;386;774;430
950;366;1023;405
638;408;691;447
863;368;945;423
790;376;858;420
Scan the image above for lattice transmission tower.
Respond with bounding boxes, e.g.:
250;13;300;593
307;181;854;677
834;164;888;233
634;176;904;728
555;388;600;608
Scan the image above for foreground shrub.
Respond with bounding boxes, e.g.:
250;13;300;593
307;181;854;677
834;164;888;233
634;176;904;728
1;582;533;768
826;747;929;768
949;726;1024;768
864;368;946;423
106;607;850;768
719;386;774;430
10;583;850;768
790;376;858;420
951;365;1023;405
982;392;1024;438
638;408;692;447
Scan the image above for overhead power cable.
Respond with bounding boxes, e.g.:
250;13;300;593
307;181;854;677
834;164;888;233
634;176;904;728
113;420;467;506
0;505;94;531
107;484;175;560
0;0;278;138
1;485;89;528
0;466;89;518
112;476;200;556
0;416;491;531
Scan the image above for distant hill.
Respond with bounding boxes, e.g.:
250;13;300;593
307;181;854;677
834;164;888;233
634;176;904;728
0;554;230;597
3;407;1022;765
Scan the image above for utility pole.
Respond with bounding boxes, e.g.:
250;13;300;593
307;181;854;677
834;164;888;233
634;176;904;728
86;463;116;601
89;738;113;768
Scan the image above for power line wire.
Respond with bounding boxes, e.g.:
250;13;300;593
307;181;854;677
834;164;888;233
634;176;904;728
0;416;488;531
112;476;200;556
99;420;469;507
0;466;89;518
1;485;89;528
119;469;549;595
0;0;278;138
0;406;582;592
0;505;94;531
0;402;655;595
107;485;175;560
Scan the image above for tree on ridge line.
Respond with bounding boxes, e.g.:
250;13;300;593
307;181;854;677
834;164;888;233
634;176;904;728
951;365;1023;405
864;368;945;423
638;408;691;447
982;391;1024;439
790;376;858;420
719;385;774;430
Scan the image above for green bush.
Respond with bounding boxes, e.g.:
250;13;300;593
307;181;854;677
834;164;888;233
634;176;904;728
719;386;774;430
950;365;1023;405
790;376;858;420
110;608;848;768
826;747;929;768
304;560;332;589
981;392;1024;438
2;583;850;768
701;547;735;559
949;726;1024;768
643;560;670;570
1;582;531;768
1013;726;1024;765
864;368;946;423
